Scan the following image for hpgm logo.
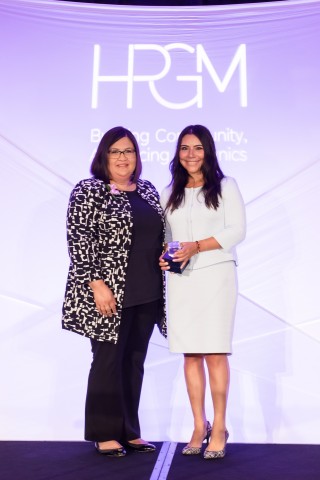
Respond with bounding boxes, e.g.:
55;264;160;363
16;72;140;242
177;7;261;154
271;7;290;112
91;43;247;110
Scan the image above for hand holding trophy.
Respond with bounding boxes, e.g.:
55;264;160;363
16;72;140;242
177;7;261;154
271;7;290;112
162;241;189;274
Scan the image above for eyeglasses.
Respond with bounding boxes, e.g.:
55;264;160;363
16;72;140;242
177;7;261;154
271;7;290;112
108;148;136;159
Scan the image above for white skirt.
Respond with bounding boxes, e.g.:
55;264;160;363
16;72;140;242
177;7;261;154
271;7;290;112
167;261;238;354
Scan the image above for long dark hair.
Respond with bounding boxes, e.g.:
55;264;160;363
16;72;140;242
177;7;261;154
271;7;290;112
90;126;142;183
166;124;225;212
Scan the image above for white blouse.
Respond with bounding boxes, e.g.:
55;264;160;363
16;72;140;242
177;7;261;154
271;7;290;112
160;176;246;270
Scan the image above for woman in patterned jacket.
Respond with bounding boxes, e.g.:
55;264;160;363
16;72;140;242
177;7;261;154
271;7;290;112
62;126;167;457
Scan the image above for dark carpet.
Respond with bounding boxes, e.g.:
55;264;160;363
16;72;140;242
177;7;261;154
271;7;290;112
168;442;320;480
0;441;160;480
1;441;320;480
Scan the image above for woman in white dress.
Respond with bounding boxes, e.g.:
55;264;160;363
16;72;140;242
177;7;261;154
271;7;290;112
159;125;246;460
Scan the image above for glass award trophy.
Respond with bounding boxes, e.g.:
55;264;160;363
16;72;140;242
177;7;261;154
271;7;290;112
162;241;189;274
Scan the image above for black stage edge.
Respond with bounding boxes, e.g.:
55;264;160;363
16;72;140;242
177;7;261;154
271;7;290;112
1;441;320;480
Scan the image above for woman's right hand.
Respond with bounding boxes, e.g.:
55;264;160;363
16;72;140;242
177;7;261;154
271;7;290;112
89;279;117;317
159;252;170;271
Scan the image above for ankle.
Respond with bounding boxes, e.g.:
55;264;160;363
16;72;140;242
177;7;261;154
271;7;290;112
194;419;208;430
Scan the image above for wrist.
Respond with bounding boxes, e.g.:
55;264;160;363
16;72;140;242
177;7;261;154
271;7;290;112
89;279;104;290
195;240;201;254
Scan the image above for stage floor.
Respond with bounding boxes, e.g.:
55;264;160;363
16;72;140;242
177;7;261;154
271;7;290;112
1;440;320;480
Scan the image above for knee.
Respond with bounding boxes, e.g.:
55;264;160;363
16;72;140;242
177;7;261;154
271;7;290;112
205;353;228;369
184;354;204;367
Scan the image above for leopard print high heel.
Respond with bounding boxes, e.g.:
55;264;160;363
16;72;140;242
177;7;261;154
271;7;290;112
182;421;212;455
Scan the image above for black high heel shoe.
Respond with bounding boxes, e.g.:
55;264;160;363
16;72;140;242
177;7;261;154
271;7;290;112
95;442;126;457
182;421;212;455
203;429;229;460
125;441;156;453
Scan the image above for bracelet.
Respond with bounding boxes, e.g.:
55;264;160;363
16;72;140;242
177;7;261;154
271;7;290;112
195;240;201;254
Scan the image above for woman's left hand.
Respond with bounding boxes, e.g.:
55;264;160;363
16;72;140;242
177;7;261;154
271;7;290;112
173;242;198;269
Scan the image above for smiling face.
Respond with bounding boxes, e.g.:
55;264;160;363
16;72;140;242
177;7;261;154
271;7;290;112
179;134;204;177
107;136;137;184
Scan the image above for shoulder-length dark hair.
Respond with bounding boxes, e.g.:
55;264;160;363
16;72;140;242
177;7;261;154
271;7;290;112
166;124;225;212
90;126;142;183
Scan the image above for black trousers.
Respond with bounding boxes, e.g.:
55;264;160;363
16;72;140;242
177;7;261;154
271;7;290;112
84;300;158;442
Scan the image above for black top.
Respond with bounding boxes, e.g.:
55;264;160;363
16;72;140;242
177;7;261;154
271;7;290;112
123;190;163;308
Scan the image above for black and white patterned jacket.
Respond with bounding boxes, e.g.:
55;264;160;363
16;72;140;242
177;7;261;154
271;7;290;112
62;177;167;343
